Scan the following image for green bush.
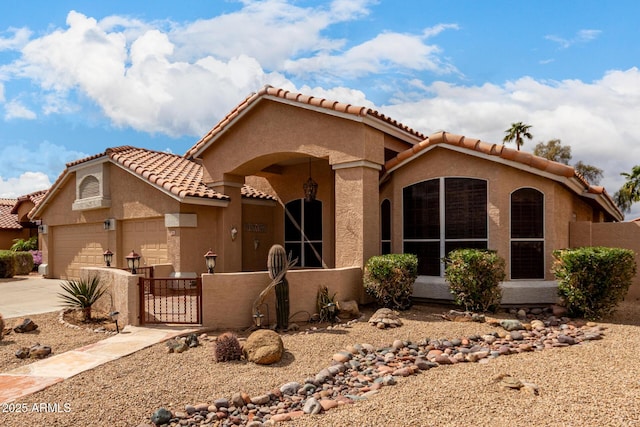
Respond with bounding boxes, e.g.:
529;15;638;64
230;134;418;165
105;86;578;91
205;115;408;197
0;250;15;278
11;236;38;252
363;254;418;310
13;251;34;275
444;249;505;313
553;247;636;320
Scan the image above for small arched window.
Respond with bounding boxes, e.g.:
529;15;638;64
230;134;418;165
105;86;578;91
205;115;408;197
79;175;100;199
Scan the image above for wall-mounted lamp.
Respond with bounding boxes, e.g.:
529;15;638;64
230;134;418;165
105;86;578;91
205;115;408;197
109;311;120;333
254;238;260;251
231;226;238;241
204;249;217;274
103;249;113;267
103;219;111;230
125;249;141;274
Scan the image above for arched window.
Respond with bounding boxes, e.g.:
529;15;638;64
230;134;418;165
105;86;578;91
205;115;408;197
510;188;544;279
381;199;391;254
284;199;323;267
403;178;487;276
79;175;100;199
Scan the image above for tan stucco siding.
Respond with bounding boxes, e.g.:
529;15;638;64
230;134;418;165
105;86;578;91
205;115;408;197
199;100;385;183
241;203;276;271
384;147;591;280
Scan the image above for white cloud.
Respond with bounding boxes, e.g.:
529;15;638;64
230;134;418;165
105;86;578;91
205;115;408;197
0;27;31;51
4;99;36;119
0;172;50;198
546;29;602;49
381;67;640;218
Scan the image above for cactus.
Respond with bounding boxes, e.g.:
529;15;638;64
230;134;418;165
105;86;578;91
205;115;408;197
268;245;290;330
214;332;242;362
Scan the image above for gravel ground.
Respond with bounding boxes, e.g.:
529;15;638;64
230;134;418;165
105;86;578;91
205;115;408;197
2;302;640;427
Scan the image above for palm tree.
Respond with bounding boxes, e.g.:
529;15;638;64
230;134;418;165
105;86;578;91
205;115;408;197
503;122;533;151
614;165;640;213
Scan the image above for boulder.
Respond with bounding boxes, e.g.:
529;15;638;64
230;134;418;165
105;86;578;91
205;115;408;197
151;408;173;425
13;318;38;333
337;300;360;319
29;344;52;359
243;329;284;365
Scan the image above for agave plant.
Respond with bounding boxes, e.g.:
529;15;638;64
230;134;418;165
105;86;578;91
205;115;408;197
58;276;107;321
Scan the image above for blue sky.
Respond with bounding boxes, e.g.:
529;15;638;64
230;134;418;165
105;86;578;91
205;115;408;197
1;0;640;216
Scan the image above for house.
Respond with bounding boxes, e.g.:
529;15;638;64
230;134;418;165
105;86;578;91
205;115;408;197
30;86;627;308
0;191;45;250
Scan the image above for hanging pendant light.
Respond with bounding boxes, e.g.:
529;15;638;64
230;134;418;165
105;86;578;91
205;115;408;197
303;158;318;202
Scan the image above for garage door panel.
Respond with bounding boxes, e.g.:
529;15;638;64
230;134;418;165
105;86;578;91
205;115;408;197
122;218;168;267
53;223;107;279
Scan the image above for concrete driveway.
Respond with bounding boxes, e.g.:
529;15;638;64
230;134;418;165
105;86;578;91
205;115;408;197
0;275;64;319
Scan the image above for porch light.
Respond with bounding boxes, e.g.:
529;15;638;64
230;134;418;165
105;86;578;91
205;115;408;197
103;219;111;230
109;311;120;333
303;158;318;202
231;226;238;241
103;249;113;267
204;249;217;274
126;249;141;274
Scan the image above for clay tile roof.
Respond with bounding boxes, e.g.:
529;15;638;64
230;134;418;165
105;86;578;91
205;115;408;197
0;203;22;230
184;85;426;159
11;190;47;214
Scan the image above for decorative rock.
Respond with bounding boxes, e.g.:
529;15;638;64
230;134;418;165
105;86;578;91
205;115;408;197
185;333;199;348
243;329;284;365
250;394;271;405
29;344;52;359
214;398;229;409
332;351;352;363
522;382;540;396
231;393;245;408
498;375;523;390
557;334;576;345
166;338;188;353
150;408;172;425
15;347;30;359
337;300;360;318
510;330;524;341
13;318;38;333
500;319;524;331
319;399;338;411
303;397;322;415
368;308;403;329
280;381;301;395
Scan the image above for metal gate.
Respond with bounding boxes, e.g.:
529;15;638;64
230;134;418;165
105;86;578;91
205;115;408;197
139;277;202;325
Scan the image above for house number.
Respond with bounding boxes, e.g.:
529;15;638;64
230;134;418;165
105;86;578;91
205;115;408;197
245;223;267;233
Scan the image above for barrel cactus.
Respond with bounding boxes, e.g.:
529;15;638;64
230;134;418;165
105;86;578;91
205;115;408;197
268;244;290;330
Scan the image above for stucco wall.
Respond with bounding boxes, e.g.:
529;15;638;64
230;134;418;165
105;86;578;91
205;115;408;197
0;229;29;251
80;267;140;327
201;267;363;330
383;147;596;280
570;221;640;300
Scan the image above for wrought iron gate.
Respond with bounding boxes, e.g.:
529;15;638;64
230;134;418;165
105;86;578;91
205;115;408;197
139;277;202;325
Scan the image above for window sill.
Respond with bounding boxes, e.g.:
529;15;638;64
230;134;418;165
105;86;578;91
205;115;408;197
72;197;111;211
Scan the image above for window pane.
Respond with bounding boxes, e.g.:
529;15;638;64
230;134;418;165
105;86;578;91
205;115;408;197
511;188;544;238
304;242;323;268
445;178;487;239
511;241;544;279
284;200;301;241
403;180;439;239
303;199;323;241
381;199;391;240
404;241;440;276
381;242;391;255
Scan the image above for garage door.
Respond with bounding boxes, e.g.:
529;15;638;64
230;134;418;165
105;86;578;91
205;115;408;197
122;218;168;267
52;223;107;279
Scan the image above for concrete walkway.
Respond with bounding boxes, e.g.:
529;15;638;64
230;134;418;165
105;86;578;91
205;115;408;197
0;324;198;404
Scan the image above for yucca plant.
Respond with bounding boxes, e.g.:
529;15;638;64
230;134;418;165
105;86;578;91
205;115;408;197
58;276;107;321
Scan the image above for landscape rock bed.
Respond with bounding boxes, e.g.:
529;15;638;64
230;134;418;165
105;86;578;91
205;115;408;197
140;310;605;427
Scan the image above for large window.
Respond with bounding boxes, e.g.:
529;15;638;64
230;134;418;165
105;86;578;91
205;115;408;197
284;199;323;267
381;199;391;254
404;178;488;276
510;188;544;279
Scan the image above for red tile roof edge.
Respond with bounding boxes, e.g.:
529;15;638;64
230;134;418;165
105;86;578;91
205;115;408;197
184;85;426;159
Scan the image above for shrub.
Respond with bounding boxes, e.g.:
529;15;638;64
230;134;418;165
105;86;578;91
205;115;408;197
13;251;34;275
444;249;505;313
58;276;107;321
30;250;42;269
363;254;418;310
11;236;38;252
0;250;15;278
316;285;338;323
553;247;636;320
214;332;243;362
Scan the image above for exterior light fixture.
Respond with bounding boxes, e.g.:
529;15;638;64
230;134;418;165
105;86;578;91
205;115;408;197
325;302;337;324
103;219;111;230
303;158;318;202
204;249;217;274
103;249;113;267
231;226;238;241
109;311;120;333
126;249;141;274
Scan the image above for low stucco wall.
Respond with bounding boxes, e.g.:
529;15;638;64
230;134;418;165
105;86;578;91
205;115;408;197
80;267;140;327
202;267;363;330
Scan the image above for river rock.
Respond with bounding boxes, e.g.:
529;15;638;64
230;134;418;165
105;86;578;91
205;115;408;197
151;408;172;425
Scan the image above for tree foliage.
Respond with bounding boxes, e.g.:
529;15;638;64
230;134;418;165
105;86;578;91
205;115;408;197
574;161;603;186
503;122;533;151
533;139;571;164
614;165;640;213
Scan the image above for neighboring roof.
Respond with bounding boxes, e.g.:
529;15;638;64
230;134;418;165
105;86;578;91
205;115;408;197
30;146;276;219
184;85;426;160
383;131;623;221
0;201;22;230
11;190;47;215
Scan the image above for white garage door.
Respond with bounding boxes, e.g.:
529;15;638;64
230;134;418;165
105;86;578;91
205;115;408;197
122;218;168;267
52;223;107;279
